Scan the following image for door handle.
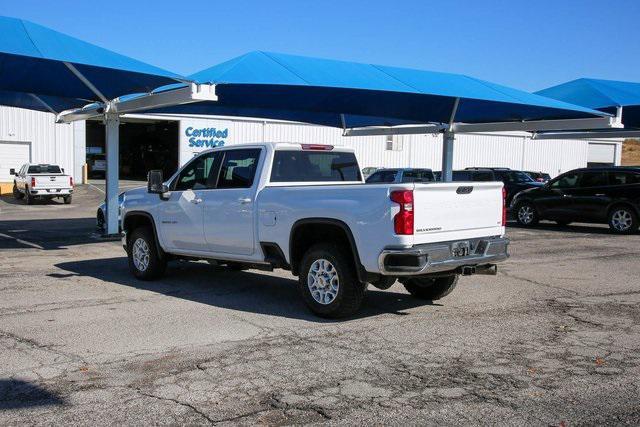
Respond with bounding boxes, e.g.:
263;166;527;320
595;193;605;196
238;197;252;204
190;198;203;204
562;194;572;197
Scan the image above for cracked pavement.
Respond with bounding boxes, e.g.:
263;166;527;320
1;186;639;425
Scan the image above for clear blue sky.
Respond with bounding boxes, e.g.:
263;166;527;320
2;0;639;91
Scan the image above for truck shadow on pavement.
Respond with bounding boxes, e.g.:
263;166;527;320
0;379;64;410
53;257;438;322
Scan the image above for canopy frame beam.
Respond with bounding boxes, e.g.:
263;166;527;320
64;62;109;103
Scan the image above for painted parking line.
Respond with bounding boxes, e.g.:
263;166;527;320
88;183;105;194
0;232;44;249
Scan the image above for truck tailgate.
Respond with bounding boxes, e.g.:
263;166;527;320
411;182;504;244
33;175;70;189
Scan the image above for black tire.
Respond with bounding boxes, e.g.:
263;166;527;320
25;191;34;205
13;184;24;199
298;243;366;318
127;226;166;280
96;210;105;230
608;206;639;235
63;195;72;204
515;201;539;226
403;275;459;300
555;220;571;227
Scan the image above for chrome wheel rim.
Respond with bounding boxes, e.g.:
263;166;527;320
612;209;632;231
132;238;150;272
518;205;534;224
307;259;339;305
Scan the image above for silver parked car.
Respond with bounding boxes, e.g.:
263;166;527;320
96;192;125;231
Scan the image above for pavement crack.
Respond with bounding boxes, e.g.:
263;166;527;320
134;389;214;425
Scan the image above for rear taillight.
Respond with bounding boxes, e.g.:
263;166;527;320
70;176;74;187
390;190;414;235
31;177;36;188
501;187;507;226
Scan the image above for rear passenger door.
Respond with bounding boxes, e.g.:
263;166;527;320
571;171;611;221
202;148;262;256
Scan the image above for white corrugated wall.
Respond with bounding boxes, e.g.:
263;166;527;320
0;106;624;184
0;106;76;181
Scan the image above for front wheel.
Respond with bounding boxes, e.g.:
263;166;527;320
608;206;638;234
63;195;72;204
515;201;539;226
128;226;166;280
298;243;366;318
403;275;459;300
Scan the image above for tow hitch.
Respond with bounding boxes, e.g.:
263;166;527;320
459;264;498;276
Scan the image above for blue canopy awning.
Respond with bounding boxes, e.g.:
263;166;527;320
536;78;640;128
0;15;185;112
151;51;606;128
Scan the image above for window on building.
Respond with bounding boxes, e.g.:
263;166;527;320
385;135;403;151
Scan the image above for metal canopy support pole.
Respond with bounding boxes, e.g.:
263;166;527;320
441;130;455;182
441;98;460;182
104;113;120;236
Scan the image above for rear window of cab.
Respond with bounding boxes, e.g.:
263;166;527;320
270;150;361;182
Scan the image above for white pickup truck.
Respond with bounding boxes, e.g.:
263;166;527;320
121;143;509;317
11;163;73;204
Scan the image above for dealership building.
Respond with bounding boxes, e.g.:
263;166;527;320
0;104;623;188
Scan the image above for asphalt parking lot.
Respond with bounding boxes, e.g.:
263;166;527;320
1;185;639;425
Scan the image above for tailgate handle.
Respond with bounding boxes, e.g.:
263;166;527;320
456;186;473;194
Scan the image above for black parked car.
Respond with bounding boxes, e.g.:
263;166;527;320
511;167;640;234
465;168;544;205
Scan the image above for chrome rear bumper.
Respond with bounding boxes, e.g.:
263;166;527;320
378;236;509;276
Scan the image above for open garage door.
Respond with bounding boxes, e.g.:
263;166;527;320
0;141;31;182
86;118;179;181
587;143;616;167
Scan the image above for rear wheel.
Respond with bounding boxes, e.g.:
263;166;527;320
25;191;34;205
298;243;366;318
127;226;166;280
608;206;638;234
515;201;538;226
403;275;459;300
12;184;23;199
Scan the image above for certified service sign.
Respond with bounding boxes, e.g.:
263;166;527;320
185;127;228;148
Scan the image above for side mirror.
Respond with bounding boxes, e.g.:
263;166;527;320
147;170;168;194
9;168;16;175
61;168;65;173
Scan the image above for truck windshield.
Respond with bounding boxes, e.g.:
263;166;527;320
28;165;62;174
271;150;361;182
